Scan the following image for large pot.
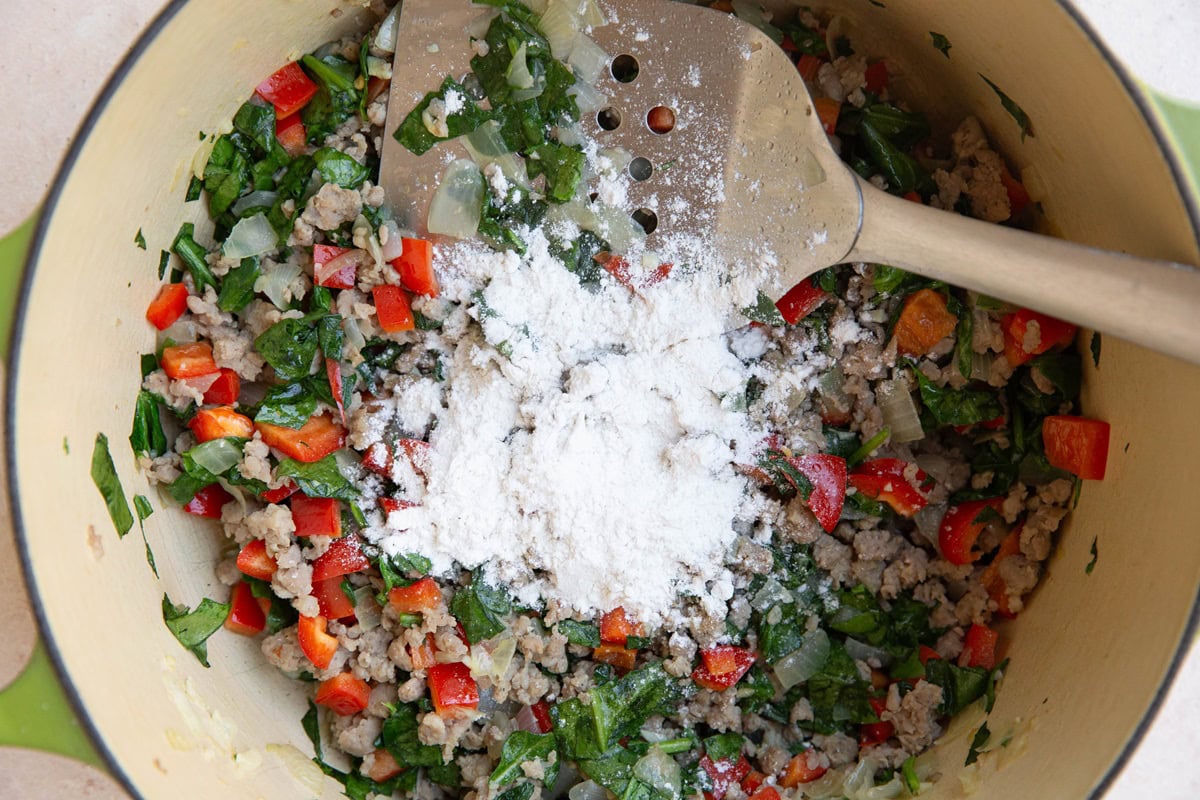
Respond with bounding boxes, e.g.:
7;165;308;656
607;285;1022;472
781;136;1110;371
10;1;1200;797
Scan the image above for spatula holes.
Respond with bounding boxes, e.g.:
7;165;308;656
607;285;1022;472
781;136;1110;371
647;106;676;134
598;107;623;131
611;54;640;83
633;208;658;235
629;157;654;182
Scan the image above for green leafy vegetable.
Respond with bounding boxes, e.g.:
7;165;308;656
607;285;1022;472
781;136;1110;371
528;142;586;204
130;391;168;458
913;368;1002;427
91;433;133;538
217;256;261;313
557;619;601;648
490;731;556;787
301;55;362;144
313;147;370;189
254;382;319;428
172;223;217;294
965;722;990;766
980;75;1034;140
901;754;921;792
925;658;990;716
1090;332;1102;367
134;228;147;249
233;100;277;155
395;76;494;155
1086;537;1098;575
551;698;605;760
157;250;171;280
255;318;320;382
858;120;933;195
781;19;827;55
848;427;891;468
382;702;451;768
955;307;974;379
703;733;744;762
161;593;230;667
451;575;511;643
930;31;952;57
134;494;158;576
743;291;786;326
804;642;875;732
589;662;684;748
275;456;359;501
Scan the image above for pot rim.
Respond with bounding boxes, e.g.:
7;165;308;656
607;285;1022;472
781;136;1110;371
7;2;1199;799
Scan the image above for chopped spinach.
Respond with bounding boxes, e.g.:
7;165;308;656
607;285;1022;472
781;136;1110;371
451;574;511;643
912;368;1002;427
130;391;168;458
980;75;1034;140
1087;537;1098;574
394;76;494;156
313;147;370;189
172;222;217;294
91;433;133;538
254;382;319;428
255;318;320;382
161;593;230;667
965;722;990;766
589;662;684;748
157;249;171;279
743;290;786;326
703;732;744;762
781;19;827;55
557;618;601;648
300;55;362;144
930;31;952;57
233;99;277;155
217;256;261;313
527;142;585;203
382;702;453;768
275;455;359;501
134;228;147;249
1090;332;1102;367
490;731;556;787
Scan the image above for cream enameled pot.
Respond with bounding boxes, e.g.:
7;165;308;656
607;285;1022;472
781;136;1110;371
10;1;1200;798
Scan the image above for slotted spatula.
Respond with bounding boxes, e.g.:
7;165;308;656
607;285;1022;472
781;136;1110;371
380;0;1200;364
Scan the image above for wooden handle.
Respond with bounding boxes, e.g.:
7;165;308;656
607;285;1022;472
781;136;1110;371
846;180;1200;365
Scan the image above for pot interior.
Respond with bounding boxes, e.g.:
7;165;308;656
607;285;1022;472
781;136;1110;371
11;1;1200;798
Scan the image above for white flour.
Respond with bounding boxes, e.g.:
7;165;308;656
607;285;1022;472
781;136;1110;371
363;221;777;624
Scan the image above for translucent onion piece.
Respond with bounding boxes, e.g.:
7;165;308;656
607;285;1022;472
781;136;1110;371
841;757;881;800
366;56;391;80
231;190;278;218
467;10;501;40
579;0;607;27
567;35;610;85
567;81;608;114
773;629;830;690
844;637;891;667
192;135;218;180
316;249;368;287
877;379;924;443
554;122;587;147
597;147;634;174
187;438;243;477
255;260;303;310
913;504;947;551
545;197;599;232
514;703;542;733
750;577;794;612
796;147;828;189
374;4;402;53
178;372;221;396
523;0;550;12
632;746;682;800
222;213;278;259
507;42;536;89
731;0;784;44
464;122;532;190
380;220;405;262
970;350;995;383
540;0;581;59
825;15;851;61
593;203;646;254
159;319;197;345
343;317;367;354
467;120;513;157
428;159;484;239
858;776;905;800
568;781;608;800
353;587;381;631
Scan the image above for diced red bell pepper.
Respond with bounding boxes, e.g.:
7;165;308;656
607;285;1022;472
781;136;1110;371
894;288;959;356
373;285;415;333
813;97;841;136
903;191;923;204
393;237;440;297
779;752;827;788
379;497;415;514
1043;415;1110;481
749;787;781;800
361;442;393;477
202;368;241;405
324;358;347;426
530;700;553;734
864;61;889;94
796;54;823;83
776;279;829;325
595;252;673;290
1001;309;1077;367
599;607;644;645
183;483;233;518
859;697;895;747
856;458;932;487
388;576;442;613
918;645;942;666
740;771;767;795
848;459;930;517
255;62;318;118
692;647;755;691
428;662;479;715
409;634;437;671
939;498;1004;565
146;283;189;331
961;623;1000;670
396;439;432;477
224;581;267;636
367;750;403;783
275;113;307;157
311;535;370;582
236;539;277;581
298;614;339;670
256;413;346;463
314;576;356;620
700;755;751;800
791;453;847;533
291;494;342;539
1000;169;1031;217
313;244;358;290
188;406;254;443
161;342;219;379
593;643;638;671
981;523;1024;618
260;481;298;504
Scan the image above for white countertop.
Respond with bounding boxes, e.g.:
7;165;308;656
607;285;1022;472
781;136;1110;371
0;0;1196;797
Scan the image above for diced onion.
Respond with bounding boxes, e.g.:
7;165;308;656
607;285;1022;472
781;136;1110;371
374;4;402;53
343;317;367;354
467;120;513;158
159;319;197;345
751;577;794;612
231;190;278;218
255;260;302;310
567;81;607;114
877;379;924;443
824;15;851;61
579;0;607;27
467;9;501;40
514;704;543;733
178;372;221;396
632;746;682;800
593;203;646;253
568;781;608;800
222;213;278;259
858;775;905;800
913;503;947;551
464;122;532;190
428;159;484;239
567;35;610;86
842;757;881;799
507;42;537;90
553;122;587;147
192;136;217;180
187;438;244;476
970;351;995;383
540;0;581;59
773;628;830;690
366;56;391;80
844;637;891;667
597;147;633;174
380;220;405;262
353;587;382;631
316;249;368;287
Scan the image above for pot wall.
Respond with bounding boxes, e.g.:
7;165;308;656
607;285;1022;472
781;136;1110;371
11;1;1200;798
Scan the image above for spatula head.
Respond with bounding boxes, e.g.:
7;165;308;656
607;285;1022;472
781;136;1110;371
380;0;862;294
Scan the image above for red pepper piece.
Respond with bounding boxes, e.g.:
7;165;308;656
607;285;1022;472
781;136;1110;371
1043;415;1110;481
224;581;266;636
428;662;479;714
775;279;829;325
146;283;189;331
311;535;370;583
236;539;277;581
316;672;372;716
183;484;233;519
939;498;1004;565
255;62;318;118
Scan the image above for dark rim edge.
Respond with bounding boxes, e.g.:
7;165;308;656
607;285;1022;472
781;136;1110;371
6;1;1200;799
4;1;191;798
1052;3;1200;798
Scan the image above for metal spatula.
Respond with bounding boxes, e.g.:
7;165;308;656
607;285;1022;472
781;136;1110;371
380;0;1200;364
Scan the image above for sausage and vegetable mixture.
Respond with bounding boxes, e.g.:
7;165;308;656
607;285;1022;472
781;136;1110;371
119;1;1113;798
